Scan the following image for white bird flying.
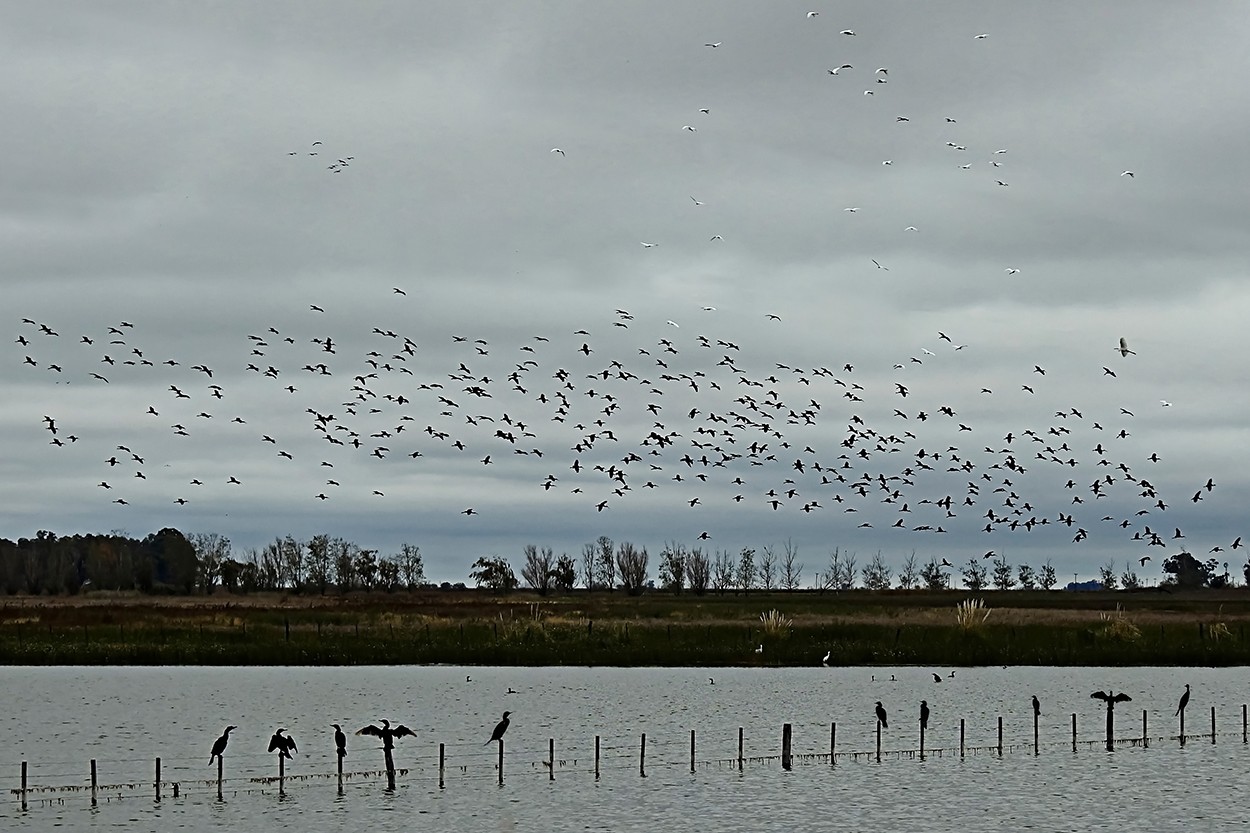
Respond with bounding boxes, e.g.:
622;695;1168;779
1117;337;1136;357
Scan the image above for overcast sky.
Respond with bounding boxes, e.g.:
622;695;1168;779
4;1;1249;585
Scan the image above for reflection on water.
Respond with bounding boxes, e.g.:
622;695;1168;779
0;665;1247;831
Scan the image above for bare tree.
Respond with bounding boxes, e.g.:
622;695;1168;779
736;548;757;594
712;549;735;595
616;542;649;595
781;539;803;591
581;542;598;590
280;535;305;592
897;551;919;590
396;543;425;589
186;531;231;594
306;534;333;594
521;544;554;595
658;542;687;594
597;535;616;591
687;547;710;595
861;551;892;591
758;545;777;591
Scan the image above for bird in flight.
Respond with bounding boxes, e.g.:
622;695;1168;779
1116;337;1135;357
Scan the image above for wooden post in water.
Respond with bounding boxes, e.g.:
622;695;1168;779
497;738;504;786
959;719;965;758
384;747;397;792
830;722;836;765
997;717;1003;756
337;745;344;792
1179;705;1186;746
91;759;97;807
1143;710;1148;749
155;757;161;801
738;727;744;771
919;719;925;762
549;738;555;780
1033;709;1039;756
1243;704;1247;744
640;733;647;778
278;752;285;796
875;720;882;763
594;736;600;780
438;743;445;790
21;761;27;811
1211;706;1216;744
1105;702;1114;752
689;730;695;773
781;723;792;771
217;756;224;801
1071;713;1077;753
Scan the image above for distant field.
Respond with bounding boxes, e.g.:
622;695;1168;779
2;588;1249;666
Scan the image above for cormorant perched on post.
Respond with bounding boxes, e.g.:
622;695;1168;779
1090;690;1132;707
1032;695;1041;717
356;719;416;750
332;724;347;759
875;702;888;729
209;725;236;764
1175;683;1191;716
486;711;512;744
268;728;297;759
919;701;930;731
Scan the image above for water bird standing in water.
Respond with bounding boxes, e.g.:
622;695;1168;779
268;728;298;759
357;718;416;750
875;702;888;729
332;724;347;759
209;725;235;764
1175;683;1191;716
486;711;512;745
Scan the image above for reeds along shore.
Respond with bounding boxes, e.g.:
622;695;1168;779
1;588;1249;665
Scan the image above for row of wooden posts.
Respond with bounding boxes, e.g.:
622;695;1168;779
13;704;1245;810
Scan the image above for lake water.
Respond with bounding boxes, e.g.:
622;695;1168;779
1;665;1247;831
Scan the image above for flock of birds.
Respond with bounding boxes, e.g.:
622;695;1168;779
11;299;1241;568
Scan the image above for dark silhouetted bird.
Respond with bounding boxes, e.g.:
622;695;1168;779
1175;683;1190;716
357;719;416;750
1032;695;1041;718
919;700;930;730
209;725;236;764
875;701;888;729
1091;690;1132;705
268;728;297;759
487;711;512;744
332;724;347;759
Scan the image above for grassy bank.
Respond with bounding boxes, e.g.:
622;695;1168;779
2;588;1249;666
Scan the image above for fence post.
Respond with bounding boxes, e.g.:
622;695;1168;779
438;743;445;789
1033;710;1039;756
738;727;744;772
959;719;965;758
640;733;647;778
498;738;504;785
830;722;836;765
919;720;925;761
1180;707;1186;746
689;730;695;773
21;761;27;811
549;738;555;780
1143;710;1148;749
781;723;792;770
91;759;97;807
217;756;223;801
1212;706;1217;745
1071;713;1077;753
594;736;600;780
997;717;1003;756
155;757;161;801
1243;704;1247;744
875;720;882;763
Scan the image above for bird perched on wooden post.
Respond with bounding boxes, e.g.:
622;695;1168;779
209;725;235;764
875;701;888;729
919;701;930;731
357;719;416;751
1091;690;1132;706
332;724;347;759
1175;683;1191;716
268;728;297;759
1032;695;1041;718
487;711;512;745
